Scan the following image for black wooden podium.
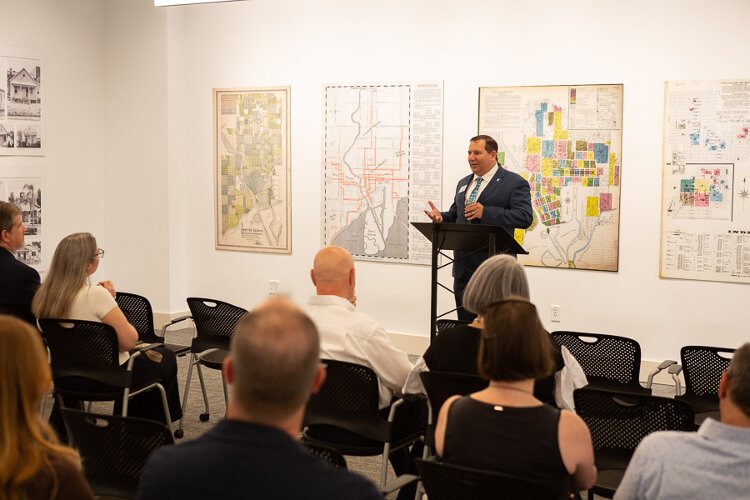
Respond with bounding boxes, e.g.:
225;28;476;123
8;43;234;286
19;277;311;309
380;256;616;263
413;222;527;342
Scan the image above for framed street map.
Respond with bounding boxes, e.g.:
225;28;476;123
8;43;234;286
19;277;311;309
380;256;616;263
479;84;623;271
214;87;291;253
660;79;750;283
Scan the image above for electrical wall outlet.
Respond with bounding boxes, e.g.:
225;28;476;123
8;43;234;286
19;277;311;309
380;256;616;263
551;304;561;322
268;280;280;295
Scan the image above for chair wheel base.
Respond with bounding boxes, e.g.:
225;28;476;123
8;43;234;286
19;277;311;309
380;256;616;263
199;413;210;422
173;429;184;439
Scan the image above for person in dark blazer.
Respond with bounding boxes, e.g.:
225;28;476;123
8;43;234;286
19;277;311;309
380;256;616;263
425;135;533;320
0;201;41;325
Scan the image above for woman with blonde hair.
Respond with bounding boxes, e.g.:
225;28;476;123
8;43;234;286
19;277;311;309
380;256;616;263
434;298;596;496
33;233;181;431
0;314;94;499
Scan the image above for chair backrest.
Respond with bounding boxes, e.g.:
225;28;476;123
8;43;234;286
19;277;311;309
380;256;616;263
573;387;694;453
304;359;387;441
436;319;470;333
61;408;174;499
680;345;734;399
416;458;563;500
39;318;129;388
303;442;348;469
550;331;644;391
186;297;247;352
116;291;159;343
420;371;488;421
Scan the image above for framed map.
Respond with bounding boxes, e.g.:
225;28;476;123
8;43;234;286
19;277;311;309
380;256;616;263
660;79;750;283
322;82;443;265
214;87;291;253
479;84;623;271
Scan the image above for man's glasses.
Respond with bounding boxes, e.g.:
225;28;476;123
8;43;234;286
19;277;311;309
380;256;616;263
95;248;105;258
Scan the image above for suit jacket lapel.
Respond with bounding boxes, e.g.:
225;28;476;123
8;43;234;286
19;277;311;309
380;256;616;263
477;166;506;204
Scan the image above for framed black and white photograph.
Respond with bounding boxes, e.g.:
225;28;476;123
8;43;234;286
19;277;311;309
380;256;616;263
0;48;44;156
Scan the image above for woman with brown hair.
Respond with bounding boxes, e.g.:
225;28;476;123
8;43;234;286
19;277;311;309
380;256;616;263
434;297;596;496
0;314;94;500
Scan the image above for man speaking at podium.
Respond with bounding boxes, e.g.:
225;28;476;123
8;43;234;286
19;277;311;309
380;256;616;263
424;135;533;321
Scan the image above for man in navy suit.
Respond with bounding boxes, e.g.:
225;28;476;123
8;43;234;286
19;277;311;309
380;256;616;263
0;201;40;325
425;135;532;320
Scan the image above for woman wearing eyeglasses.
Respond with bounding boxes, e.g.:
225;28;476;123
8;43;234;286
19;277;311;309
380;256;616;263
434;297;596;496
32;233;181;432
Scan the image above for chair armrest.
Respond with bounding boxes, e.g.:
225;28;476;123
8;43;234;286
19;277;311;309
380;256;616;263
159;315;193;338
645;359;677;388
668;363;683;395
386;394;427;423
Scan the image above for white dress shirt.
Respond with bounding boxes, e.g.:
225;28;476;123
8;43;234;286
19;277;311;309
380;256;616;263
466;164;498;202
306;295;414;409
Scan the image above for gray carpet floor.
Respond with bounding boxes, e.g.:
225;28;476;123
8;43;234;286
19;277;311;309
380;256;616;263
41;327;678;499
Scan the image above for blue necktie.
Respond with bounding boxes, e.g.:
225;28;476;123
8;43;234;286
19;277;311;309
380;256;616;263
467;177;483;203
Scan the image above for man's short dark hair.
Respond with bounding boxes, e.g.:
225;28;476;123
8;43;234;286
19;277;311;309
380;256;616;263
0;201;21;234
470;134;499;155
478;297;555;382
230;298;320;420
728;343;750;418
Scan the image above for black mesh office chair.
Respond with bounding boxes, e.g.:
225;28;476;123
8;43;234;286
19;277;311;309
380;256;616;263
301;359;426;489
416;457;564;500
61;408;174;499
574;387;694;499
435;319;471;334
675;345;734;428
115;291;190;356
303;442;348;469
39;318;173;435
419;371;488;455
176;297;247;438
551;331;650;395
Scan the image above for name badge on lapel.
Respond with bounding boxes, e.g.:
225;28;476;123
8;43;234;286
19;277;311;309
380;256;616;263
458;184;468;194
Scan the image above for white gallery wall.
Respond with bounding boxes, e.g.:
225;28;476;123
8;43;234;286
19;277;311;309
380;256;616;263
3;0;749;362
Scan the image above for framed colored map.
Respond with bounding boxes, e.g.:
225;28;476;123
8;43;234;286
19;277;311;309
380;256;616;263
214;87;291;253
479;84;624;271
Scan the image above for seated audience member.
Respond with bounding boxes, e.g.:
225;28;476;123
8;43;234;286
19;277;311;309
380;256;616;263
137;297;381;500
306;245;413;407
0;314;94;500
0;201;41;325
434;297;596;495
32;233;181;429
403;254;586;409
614;342;750;500
306;245;423;500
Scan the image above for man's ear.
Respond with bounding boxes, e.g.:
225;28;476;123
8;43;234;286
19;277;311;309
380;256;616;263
223;354;234;385
349;267;355;287
719;371;729;400
310;269;317;287
311;364;327;395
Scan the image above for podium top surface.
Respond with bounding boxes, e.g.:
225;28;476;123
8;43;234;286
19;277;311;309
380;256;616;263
412;222;527;254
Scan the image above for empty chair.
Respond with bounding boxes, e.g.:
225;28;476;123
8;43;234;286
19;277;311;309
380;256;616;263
551;331;650;395
61;408;174;499
676;345;735;427
416;457;564;500
301;359;426;490
573;387;694;499
177;297;247;437
40;318;174;434
115;291;190;356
